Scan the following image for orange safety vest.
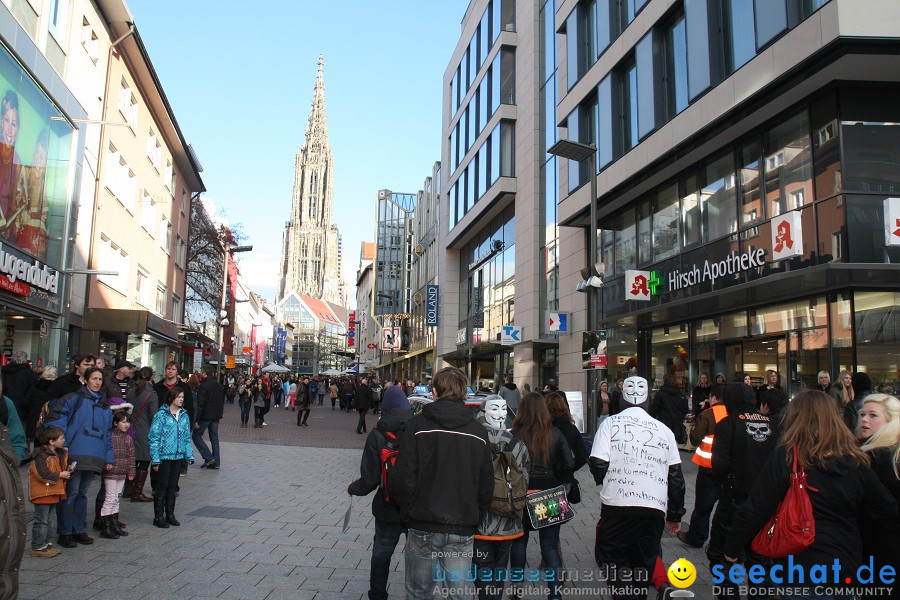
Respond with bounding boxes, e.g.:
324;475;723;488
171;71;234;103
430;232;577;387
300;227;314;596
692;404;728;468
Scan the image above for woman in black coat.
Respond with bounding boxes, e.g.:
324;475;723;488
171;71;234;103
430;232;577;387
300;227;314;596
725;391;897;599
545;391;588;472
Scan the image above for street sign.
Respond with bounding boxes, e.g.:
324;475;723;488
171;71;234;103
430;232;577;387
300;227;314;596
382;327;401;350
500;326;523;346
548;312;568;333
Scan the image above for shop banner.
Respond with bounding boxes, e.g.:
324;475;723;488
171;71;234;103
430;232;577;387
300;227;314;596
771;211;803;260
425;284;439;326
885;197;900;247
347;311;356;347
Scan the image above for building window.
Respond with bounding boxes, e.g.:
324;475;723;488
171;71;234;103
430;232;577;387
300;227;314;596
613;210;636;274
662;12;688;120
48;0;69;42
682;173;701;248
175;234;186;269
172;295;182;323
136;267;150;307
156;283;167;316
702;153;738;241
652;182;680;262
98;233;129;293
147;129;162;171
566;0;595;89
118;78;138;130
616;58;639;155
181;189;187;214
739;139;762;226
160;216;172;252
764;112;812;218
500;48;515;105
140;191;155;235
722;0;756;74
164;160;173;192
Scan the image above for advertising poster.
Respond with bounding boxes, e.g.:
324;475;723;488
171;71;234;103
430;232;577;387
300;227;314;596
581;331;607;369
0;45;73;265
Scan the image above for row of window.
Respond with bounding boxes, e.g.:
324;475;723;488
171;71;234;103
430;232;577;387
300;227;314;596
96;232;180;319
451;121;515;228
565;0;831;178
449;0;516;120
118;78;180;195
449;48;515;174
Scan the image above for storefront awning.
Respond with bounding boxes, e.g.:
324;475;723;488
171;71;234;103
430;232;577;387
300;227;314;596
83;308;181;345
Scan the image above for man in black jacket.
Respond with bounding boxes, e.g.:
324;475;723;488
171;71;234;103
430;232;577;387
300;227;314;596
192;368;224;469
1;350;34;425
47;354;94;401
706;383;780;600
348;385;412;600
390;366;493;599
354;378;372;434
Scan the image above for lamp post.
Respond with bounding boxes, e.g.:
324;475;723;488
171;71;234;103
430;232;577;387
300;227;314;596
547;139;601;434
217;227;253;380
376;293;396;382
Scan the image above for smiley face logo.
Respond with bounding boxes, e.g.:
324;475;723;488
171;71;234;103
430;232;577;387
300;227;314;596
667;558;696;588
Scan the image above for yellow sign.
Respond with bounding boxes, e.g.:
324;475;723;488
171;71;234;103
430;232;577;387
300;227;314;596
225;355;235;369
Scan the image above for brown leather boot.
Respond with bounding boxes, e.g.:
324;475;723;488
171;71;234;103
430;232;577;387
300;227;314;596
130;469;153;502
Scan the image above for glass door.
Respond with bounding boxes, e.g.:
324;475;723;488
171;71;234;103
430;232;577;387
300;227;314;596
742;336;787;390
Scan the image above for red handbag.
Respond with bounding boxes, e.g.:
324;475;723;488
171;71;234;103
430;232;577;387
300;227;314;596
751;447;817;558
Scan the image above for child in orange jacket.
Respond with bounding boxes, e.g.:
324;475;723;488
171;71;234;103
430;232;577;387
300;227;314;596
29;426;70;557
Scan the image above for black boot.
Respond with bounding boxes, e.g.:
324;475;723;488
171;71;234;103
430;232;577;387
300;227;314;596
153;495;169;528
99;515;119;539
112;513;128;536
93;514;103;531
165;495;180;526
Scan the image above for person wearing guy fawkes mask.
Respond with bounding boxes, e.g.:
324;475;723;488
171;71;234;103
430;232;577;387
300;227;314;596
589;376;685;600
705;383;780;600
348;385;412;600
473;395;530;600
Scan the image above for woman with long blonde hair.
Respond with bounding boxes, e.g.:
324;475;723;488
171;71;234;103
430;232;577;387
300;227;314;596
857;393;900;597
723;391;897;599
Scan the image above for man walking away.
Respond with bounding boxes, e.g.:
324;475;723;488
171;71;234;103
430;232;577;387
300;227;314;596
348;385;413;600
497;374;521;417
391;366;493;600
354;378;372;434
297;377;312;426
193;368;224;469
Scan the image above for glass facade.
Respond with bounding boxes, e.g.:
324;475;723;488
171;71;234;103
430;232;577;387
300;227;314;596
374;191;415;315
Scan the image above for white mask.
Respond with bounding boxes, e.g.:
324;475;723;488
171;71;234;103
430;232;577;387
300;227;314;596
483;398;507;429
622;376;649;406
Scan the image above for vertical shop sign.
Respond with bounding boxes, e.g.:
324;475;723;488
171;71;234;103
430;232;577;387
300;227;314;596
425;285;439;326
347;311;356;347
771;211;803;260
625;270;652;301
885;197;900;247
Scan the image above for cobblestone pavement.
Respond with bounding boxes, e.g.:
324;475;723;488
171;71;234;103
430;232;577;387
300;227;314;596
17;403;714;599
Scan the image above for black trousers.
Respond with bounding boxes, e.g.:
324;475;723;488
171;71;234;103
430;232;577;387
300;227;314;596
474;538;512;600
707;495;772;600
595;513;664;600
297;406;310;425
150;459;182;499
356;409;367;433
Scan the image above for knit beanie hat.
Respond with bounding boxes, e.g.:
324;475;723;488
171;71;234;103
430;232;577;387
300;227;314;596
381;385;412;415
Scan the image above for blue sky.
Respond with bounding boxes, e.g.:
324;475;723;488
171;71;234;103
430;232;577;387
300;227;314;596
130;1;467;303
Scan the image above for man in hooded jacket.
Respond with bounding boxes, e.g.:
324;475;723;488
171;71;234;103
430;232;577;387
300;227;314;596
348;385;413;600
390;366;493;599
497;375;521;416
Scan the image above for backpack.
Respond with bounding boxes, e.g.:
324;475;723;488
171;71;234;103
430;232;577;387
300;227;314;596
377;426;404;503
490;448;528;518
35;394;83;436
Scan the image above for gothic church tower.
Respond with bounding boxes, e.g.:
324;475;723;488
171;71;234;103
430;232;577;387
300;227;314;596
279;56;345;305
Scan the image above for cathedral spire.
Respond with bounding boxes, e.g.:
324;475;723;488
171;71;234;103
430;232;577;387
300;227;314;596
304;54;328;147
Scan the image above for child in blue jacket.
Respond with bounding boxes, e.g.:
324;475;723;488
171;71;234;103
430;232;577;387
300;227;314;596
148;387;194;528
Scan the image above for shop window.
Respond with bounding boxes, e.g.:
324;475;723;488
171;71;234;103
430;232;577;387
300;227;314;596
854;291;900;393
649;325;689;391
613;210;636;274
739;139;763;226
764;112;813;219
637;199;652;266
600;229;615;277
681;173;701;248
845;195;900;264
841;120;900;195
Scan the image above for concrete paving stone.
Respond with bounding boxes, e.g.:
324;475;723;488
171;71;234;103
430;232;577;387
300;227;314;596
217;583;276;599
299;577;347;592
320;556;363;569
197;530;238;541
248;562;296;576
263;589;318;600
214;571;264;586
288;528;327;540
236;541;279;554
309;592;362;600
43;572;102;587
273;544;312;556
329;566;371;582
209;559;257;574
255;574;303;589
171;582;230;597
264;534;297;546
16;583;55;599
203;549;251;562
279;553;324;568
297;537;337;549
242;551;289;564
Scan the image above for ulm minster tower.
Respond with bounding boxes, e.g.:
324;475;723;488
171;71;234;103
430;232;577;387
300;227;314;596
279;56;345;305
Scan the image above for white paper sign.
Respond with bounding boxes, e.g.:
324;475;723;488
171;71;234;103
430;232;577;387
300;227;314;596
563;391;585;433
589;409;680;512
625;270;652;301
885;197;900;247
771;211;803;260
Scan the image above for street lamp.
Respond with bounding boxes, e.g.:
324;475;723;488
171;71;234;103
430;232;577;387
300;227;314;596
376;293;397;382
547;139;601;434
217;229;253;379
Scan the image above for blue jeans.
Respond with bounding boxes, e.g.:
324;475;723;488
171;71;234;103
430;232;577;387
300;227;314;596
31;503;53;549
192;420;220;465
510;524;563;600
239;401;251;424
370;520;406;600
684;470;718;546
56;469;94;535
406;528;475;599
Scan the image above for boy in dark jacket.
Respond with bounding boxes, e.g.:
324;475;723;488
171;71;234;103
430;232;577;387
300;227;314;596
706;383;780;600
29;426;69;557
348;386;412;600
390;367;493;599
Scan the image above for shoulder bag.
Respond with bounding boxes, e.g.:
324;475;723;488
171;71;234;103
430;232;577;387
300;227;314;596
750;446;817;558
525;485;575;529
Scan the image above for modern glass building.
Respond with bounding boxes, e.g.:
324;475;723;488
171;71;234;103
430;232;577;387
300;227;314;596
555;0;900;404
